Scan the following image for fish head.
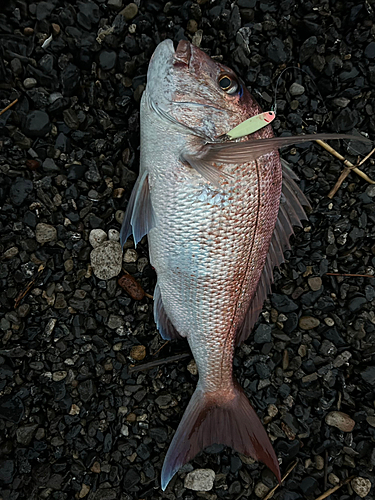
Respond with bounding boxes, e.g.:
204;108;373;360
145;39;264;140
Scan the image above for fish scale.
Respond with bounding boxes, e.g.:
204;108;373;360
119;38;368;490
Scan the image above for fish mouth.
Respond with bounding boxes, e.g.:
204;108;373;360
174;40;191;67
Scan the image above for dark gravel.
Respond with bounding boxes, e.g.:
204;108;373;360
1;1;375;499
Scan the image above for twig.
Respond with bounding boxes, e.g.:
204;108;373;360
315;140;375;198
326;272;373;278
14;264;45;309
128;353;190;373
0;98;18;116
152;341;169;357
314;476;355;500
263;460;298;500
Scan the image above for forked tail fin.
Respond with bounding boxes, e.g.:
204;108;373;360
161;380;280;490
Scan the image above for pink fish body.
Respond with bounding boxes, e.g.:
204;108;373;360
120;39;360;490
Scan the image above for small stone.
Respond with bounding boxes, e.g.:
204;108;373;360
289;82;305;96
51;23;60;36
253;323;272;343
254;482;270;498
108;0;123;10
69;404;80;416
9;178;33;206
333;351;352;367
328;473;340;485
121;2;138;21
64;259;74;273
90;241;122;280
23;110;51;138
89;229;107;248
123;248;138;263
267;404;278;418
35;223;57;243
184;469;215;491
367;416;375;427
351;477;372;498
325;411;355;432
365;41;375;59
308;277;322;291
24;27;34;35
118;274;145;300
52;371;67;381
187;19;198;33
187;359;198;375
314;455;324;470
16;424;38;445
0;460;15;484
299;316;320;330
3;246;18;259
23;77;37;89
91;461;101;473
107;314;124;329
365;185;375;198
78;483;90;498
333;97;350;108
361;366;375;386
99;50;117;71
130;345;146;361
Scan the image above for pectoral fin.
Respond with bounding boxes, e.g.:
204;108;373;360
200;133;371;166
120;171;156;247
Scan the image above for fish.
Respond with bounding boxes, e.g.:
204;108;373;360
120;39;370;490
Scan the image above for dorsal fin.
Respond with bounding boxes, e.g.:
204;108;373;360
120;171;156;247
236;160;308;345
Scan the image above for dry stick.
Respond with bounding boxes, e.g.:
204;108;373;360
326;272;374;278
315;140;375;198
314;476;355;500
128;353;190;373
152;340;169;357
14;264;45;309
0;98;18;117
263;460;298;500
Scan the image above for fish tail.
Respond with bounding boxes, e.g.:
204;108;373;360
161;380;280;490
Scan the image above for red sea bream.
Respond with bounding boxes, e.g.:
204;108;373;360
120;39;361;490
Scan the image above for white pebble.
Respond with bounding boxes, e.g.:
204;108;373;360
351;477;372;498
90;241;122;280
108;229;120;241
123;248;138;263
184;469;215;491
23;77;37;89
89;229;107;248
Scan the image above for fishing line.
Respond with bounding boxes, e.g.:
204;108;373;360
270;65;367;157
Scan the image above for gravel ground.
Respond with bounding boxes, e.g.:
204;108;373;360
1;1;375;499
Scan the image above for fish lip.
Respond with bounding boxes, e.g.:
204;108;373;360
173;39;191;67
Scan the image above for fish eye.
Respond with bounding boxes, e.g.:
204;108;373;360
219;75;239;95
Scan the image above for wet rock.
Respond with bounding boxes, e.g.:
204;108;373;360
0;395;24;423
361;366;375;386
9;178;33;206
289;83;305;96
271;294;298;313
99;51;117;70
35;223;57;243
184;469;215;491
23;111;51;138
351;477;372;498
299;316;320;330
16;423;38;445
90;241;122;280
121;2;138;21
78;379;96;403
365;42;375;59
89;229;107;248
299;36;317;63
0;460;15;484
325;411;355;432
253;324;272;343
254;482;270;498
267;38;288;64
130;345;146;360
